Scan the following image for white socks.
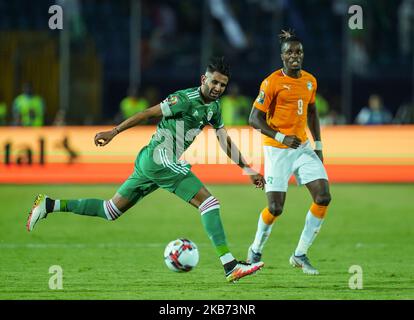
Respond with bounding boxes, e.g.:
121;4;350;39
251;214;274;254
219;253;235;265
53;200;60;212
294;210;324;256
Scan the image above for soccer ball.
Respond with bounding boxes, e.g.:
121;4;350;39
164;238;199;272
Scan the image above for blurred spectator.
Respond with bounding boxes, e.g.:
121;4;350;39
12;83;45;127
349;36;369;76
148;3;177;64
143;86;160;107
118;88;149;122
315;93;330;119
0;94;7;125
321;109;347;125
393;102;414;124
355;94;393;125
316;93;346;125
53;109;67;126
220;84;252;125
398;0;414;58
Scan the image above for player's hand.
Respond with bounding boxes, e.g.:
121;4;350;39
243;167;266;190
282;135;301;149
314;150;324;163
94;129;117;147
251;173;266;189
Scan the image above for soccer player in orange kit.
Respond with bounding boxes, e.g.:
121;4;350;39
247;30;331;275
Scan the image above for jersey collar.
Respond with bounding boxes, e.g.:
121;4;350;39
281;68;302;79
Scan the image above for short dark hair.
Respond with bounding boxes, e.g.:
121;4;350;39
279;29;302;50
206;56;231;78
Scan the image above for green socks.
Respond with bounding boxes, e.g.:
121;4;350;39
199;196;235;266
200;208;230;257
49;199;122;220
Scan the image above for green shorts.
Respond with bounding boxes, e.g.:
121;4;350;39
117;146;204;205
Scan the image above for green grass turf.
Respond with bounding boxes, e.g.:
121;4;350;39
0;184;413;300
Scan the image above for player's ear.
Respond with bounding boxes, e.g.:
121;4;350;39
201;74;207;85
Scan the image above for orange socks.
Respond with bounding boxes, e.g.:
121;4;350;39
310;202;328;219
261;207;277;225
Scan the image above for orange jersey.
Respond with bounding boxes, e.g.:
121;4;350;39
253;69;317;148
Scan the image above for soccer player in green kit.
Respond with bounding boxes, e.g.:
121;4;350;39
27;57;265;282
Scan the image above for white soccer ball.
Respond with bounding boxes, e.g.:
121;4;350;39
164;238;199;272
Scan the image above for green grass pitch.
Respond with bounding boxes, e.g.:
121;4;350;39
1;184;413;300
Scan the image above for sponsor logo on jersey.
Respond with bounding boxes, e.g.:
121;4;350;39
192;110;199;117
256;90;265;104
307;81;313;91
283;85;291;90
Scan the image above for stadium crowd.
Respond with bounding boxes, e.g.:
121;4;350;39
0;0;412;125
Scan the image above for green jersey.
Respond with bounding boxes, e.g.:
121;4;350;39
147;87;224;163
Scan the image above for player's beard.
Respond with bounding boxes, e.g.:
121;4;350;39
209;89;221;100
201;85;220;102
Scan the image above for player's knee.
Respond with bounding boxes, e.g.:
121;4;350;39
268;202;283;216
314;192;331;206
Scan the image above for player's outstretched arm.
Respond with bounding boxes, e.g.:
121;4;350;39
215;127;265;189
95;104;163;147
249;107;301;149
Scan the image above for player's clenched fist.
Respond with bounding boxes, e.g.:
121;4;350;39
282;135;301;149
251;173;266;190
243;167;266;190
94;129;118;146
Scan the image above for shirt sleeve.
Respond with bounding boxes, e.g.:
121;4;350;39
209;102;225;129
309;78;318;105
253;78;274;113
160;92;190;117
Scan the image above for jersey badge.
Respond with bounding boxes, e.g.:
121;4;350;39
307;81;313;91
193;110;199;117
168;95;178;106
256;90;265;104
207;110;214;121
